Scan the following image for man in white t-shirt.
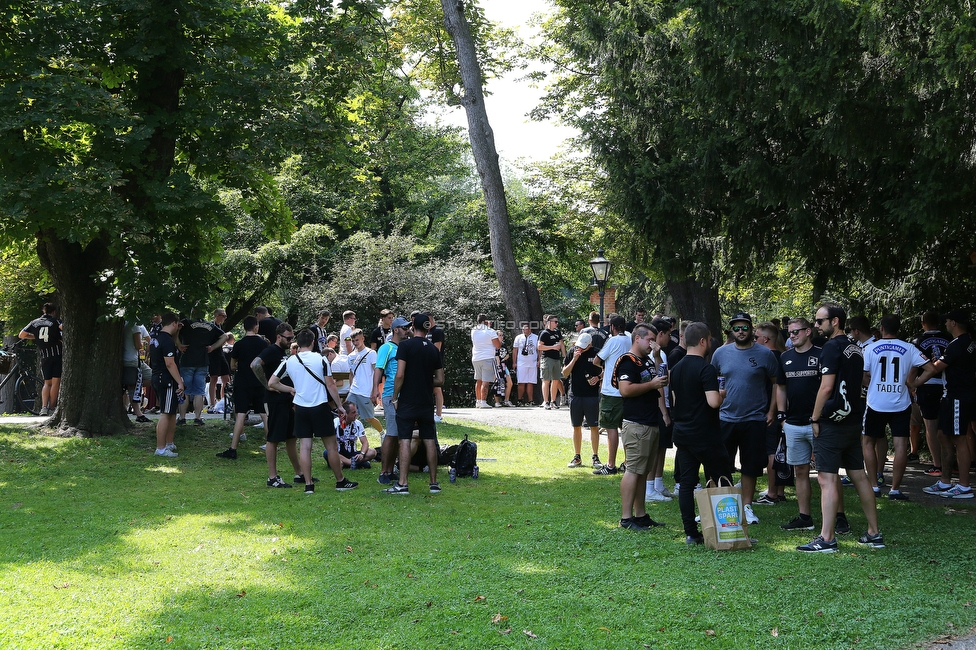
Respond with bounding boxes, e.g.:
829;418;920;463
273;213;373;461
862;314;931;500
512;323;539;405
123;321;151;423
471;313;500;409
268;329;356;494
346;328;383;436
339;310;357;355
593;315;632;474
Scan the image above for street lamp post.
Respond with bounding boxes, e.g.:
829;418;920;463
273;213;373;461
589;249;612;327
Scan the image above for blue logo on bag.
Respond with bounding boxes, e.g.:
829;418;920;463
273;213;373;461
715;497;740;528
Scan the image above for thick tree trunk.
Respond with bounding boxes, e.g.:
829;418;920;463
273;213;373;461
664;274;722;339
440;0;533;330
36;230;128;436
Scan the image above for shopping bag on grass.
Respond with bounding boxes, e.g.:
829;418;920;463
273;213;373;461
695;477;751;550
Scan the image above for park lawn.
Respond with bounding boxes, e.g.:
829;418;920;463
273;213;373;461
0;419;974;650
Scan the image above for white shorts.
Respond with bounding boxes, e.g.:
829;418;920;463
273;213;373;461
516;360;538;384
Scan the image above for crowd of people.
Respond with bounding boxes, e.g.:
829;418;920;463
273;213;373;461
474;305;974;552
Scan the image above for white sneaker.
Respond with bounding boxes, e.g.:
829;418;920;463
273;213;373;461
434;415;444;423
253;422;264;429
165;443;177;452
154;448;178;458
743;504;759;525
38;407;50;416
645;488;672;502
259;444;267;451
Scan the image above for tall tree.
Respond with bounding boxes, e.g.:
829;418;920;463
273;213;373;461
0;0;377;435
438;0;539;329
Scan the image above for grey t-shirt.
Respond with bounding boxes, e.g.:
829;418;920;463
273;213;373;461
711;343;779;422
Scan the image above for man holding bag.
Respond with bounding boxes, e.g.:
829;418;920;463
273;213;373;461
670;322;730;545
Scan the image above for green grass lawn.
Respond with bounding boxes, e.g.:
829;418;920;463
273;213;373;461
0;418;974;649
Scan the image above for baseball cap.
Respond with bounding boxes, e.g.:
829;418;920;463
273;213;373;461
391;316;410;329
940;309;970;324
412;313;431;331
729;311;753;327
576;332;593;349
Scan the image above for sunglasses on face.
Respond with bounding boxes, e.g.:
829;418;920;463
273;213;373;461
788;329;808;336
731;325;751;333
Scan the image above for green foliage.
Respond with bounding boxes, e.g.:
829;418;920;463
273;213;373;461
0;421;974;648
0;244;53;335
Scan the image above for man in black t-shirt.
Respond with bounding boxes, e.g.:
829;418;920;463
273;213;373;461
775;317;824;531
207;308;232;414
255;306;283;344
386;313;444;495
538;315;565;409
218;316;270;459
614;323;668;530
914;309;975;499
670;322;729;544
19;302;63;416
148;313;185;458
370;310;393;351
580;311;608;353
801;304;882;553
911;311;950;475
250;322;302;487
562;333;603;469
178;310;227;426
425;315;446;422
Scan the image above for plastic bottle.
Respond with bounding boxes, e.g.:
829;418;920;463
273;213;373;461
449;467;457;483
350;457;357;470
472;465;479;479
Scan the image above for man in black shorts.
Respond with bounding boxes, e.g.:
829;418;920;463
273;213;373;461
269;329;356;494
800;304;883;552
425;314;446;422
386;313;444;495
915;309;975;499
562;332;603;468
670;322;729;543
148;313;185;457
252;322;302;488
217;316;268;459
911;311;951;476
19;303;63;416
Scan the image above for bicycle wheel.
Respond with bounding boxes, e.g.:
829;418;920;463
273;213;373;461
15;373;43;415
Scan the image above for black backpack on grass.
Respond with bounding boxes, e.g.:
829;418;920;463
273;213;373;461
452;434;478;478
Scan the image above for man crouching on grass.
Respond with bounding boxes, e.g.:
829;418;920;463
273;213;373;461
615;323;669;530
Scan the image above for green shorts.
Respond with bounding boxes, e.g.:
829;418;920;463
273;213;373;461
541;357;562;381
599;395;624;430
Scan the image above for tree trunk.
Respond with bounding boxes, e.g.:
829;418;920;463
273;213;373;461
664;275;722;339
440;0;532;330
36;230;128;436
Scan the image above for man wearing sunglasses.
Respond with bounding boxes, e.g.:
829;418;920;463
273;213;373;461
252;323;303;487
800;304;883;552
710;312;780;526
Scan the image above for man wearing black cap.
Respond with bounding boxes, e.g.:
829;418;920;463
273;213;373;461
710;311;780;526
914;309;975;499
386;313;445;495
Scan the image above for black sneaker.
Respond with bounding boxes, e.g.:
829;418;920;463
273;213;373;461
135;415;151;423
216;448;237;459
632;514;665;528
294;474;320;484
835;515;851;535
754;494;778;506
620;517;650;530
686;534;705;545
267;476;292;488
176;418;187;426
781;515;815;531
194;418;206;426
797;535;838;553
377;472;393;485
887;490;910;501
857;531;885;549
304;483;315;494
429;482;442;494
357;460;371;469
335;478;358;491
383;483;409;495
594;465;619;475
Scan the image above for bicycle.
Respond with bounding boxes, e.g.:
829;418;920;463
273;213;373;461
0;343;45;415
